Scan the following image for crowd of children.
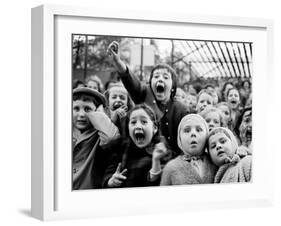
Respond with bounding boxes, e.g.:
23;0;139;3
72;41;252;190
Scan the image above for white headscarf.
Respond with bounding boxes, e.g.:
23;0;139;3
177;114;209;151
208;127;238;153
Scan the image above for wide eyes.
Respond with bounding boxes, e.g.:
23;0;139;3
183;126;203;133
152;73;171;80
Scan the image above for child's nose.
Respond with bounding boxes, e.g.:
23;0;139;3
78;110;86;117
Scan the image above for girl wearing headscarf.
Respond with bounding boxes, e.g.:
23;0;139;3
160;114;217;185
208;127;252;183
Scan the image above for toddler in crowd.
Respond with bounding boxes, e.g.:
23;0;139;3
234;106;252;153
160;114;217;185
102;104;170;188
72;87;120;189
85;75;103;92
196;89;215;113
226;87;241;129
208;127;252;183
107;41;189;158
200;106;224;132
186;92;197;113
104;82;134;135
217;102;232;129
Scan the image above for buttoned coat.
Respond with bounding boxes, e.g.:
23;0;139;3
119;68;189;157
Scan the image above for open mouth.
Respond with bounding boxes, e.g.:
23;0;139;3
217;150;225;156
134;130;145;143
155;82;165;93
230;100;237;105
245;128;252;141
112;101;123;110
190;141;197;146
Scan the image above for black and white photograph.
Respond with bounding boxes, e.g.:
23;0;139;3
72;35;253;190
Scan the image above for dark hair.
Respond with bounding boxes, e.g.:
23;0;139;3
73;93;99;107
226;87;241;100
124;104;159;138
241;79;251;89
73;79;84;89
149;63;178;100
204;83;215;90
104;85;134;111
234;105;252;143
221;81;234;101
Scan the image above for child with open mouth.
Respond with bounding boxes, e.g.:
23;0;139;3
207;127;252;183
107;41;189;158
102;104;171;188
160;114;217;185
226;87;242;129
234;106;252;154
104;82;134;136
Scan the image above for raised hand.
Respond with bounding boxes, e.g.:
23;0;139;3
107;163;128;187
152;142;168;161
111;105;128;123
107;41;127;73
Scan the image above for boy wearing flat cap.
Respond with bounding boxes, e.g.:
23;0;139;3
72;87;120;189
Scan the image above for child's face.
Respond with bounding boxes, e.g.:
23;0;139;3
174;89;186;103
150;68;173;104
73;100;97;132
179;118;207;156
239;110;252;147
208;132;235;166
218;105;230;124
205;111;221;132
87;80;99;91
128;109;157;148
196;93;213;113
186;94;197;112
108;87;128;111
227;89;240;109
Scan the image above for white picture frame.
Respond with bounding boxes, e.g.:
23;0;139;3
31;4;274;221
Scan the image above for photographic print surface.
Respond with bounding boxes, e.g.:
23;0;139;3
72;35;252;190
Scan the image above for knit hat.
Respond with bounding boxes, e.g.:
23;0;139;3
208;127;238;153
177;114;209;151
73;87;106;107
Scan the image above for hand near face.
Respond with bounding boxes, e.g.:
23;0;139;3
152;142;168;161
107;163;128;188
111;105;128;123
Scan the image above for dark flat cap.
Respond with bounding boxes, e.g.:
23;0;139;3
73;87;106;106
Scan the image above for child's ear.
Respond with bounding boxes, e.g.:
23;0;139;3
153;124;158;135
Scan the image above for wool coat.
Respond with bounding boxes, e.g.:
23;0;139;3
119;67;189;157
160;154;217;185
214;155;252;183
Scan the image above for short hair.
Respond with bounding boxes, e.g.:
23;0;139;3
226;87;241;100
124;103;160;141
199;106;224;126
73;93;99;107
197;89;215;105
149;63;178;99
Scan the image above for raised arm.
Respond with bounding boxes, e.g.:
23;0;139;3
107;41;147;104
